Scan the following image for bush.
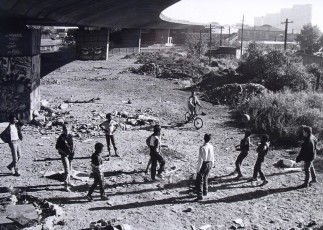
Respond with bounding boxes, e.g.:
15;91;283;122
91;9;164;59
235;90;323;146
237;43;313;91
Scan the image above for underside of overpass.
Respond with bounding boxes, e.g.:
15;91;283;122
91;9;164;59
0;0;200;29
0;0;202;122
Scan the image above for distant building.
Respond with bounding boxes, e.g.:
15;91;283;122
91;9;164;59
238;25;297;42
254;4;312;33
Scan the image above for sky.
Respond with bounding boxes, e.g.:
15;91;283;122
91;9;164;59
162;0;323;31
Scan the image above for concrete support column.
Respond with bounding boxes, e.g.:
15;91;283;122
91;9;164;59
0;27;41;122
75;28;109;60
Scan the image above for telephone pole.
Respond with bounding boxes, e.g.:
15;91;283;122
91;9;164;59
209;24;212;65
240;15;244;57
281;18;293;50
220;26;224;46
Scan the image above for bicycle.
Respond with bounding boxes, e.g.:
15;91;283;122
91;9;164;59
185;109;203;129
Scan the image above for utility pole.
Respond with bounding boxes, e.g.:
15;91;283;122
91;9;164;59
220;26;224;46
228;26;231;45
240;15;244;57
281;18;293;50
209;24;212;65
199;30;202;60
138;28;142;53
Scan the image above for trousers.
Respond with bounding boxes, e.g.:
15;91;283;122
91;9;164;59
7;140;21;173
150;152;165;180
88;172;105;196
196;161;212;198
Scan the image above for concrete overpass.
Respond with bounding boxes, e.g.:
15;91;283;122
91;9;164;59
0;0;200;29
0;0;203;122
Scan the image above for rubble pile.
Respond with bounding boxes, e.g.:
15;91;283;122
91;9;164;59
197;69;242;91
128;54;209;82
31;100;159;139
0;188;64;230
202;83;268;105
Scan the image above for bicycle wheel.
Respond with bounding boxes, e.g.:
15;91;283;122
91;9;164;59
185;112;190;122
194;117;203;129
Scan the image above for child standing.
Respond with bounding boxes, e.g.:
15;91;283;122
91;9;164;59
87;142;109;201
147;125;165;181
235;131;252;179
196;134;215;201
56;124;75;192
296;126;318;188
100;113;119;157
248;135;269;185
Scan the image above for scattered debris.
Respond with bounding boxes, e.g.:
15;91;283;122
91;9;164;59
274;159;296;168
63;97;101;103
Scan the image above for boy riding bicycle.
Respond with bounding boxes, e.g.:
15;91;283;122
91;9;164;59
188;91;202;119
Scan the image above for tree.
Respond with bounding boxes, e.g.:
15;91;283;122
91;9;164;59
296;24;322;54
237;43;312;91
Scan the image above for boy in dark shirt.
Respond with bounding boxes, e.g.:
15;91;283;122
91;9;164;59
147;125;165;181
248;134;270;185
234;131;252;179
296;126;318;188
56;124;74;192
87;142;109;201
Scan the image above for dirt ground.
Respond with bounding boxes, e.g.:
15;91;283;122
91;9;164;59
0;54;322;230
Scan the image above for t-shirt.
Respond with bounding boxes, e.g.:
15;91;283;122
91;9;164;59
188;95;200;108
56;134;74;157
240;137;250;152
100;120;118;135
149;135;161;153
196;142;215;172
91;152;103;174
10;124;19;141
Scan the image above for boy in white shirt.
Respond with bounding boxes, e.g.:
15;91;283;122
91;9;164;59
0;114;23;176
196;133;215;201
100;113;119;157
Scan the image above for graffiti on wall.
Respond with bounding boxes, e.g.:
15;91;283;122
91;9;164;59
0;55;41;122
78;46;107;60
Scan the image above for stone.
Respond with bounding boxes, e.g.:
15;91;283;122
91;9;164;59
56;118;65;125
199;224;212;230
59;103;68;110
45;121;53;128
41;99;50;107
183;207;193;212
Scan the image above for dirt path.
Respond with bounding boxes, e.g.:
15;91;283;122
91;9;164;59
0;55;322;230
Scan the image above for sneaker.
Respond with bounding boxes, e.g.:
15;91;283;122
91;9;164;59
7;166;14;174
156;173;163;179
68;182;76;187
195;196;203;201
115;152;120;157
309;180;318;186
64;187;71;192
261;180;269;186
247;178;257;182
14;172;20;177
299;183;309;188
203;192;208;197
236;174;244;180
101;195;109;201
86;195;93;201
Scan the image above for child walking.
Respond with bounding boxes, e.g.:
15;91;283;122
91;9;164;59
147;125;165;181
87;142;109;201
196;134;215;201
248;134;270;185
234;130;252;179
